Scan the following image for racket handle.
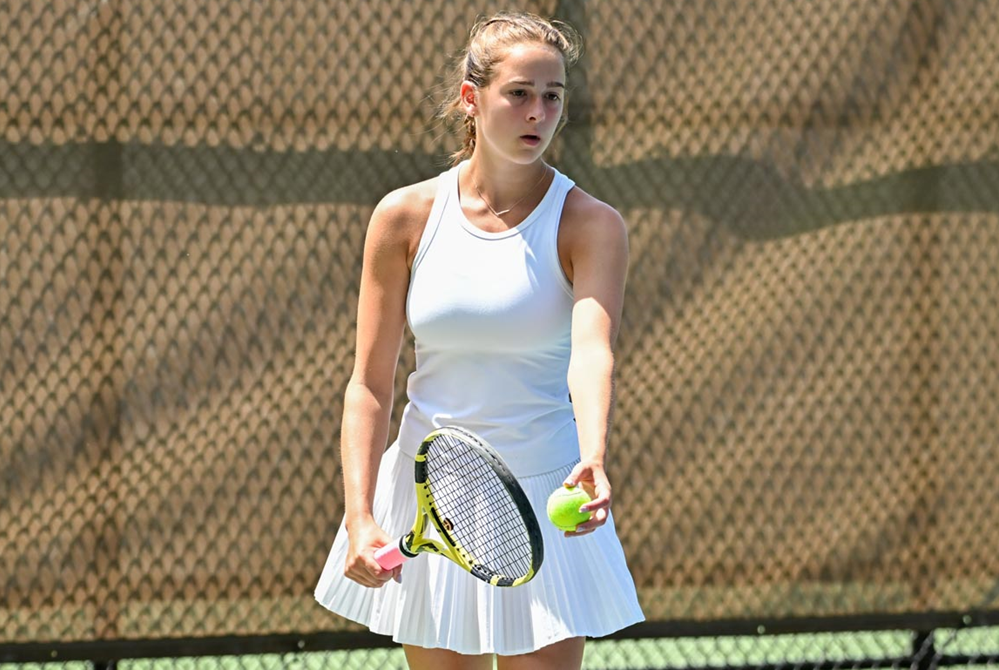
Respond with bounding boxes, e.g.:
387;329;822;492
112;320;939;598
374;540;409;570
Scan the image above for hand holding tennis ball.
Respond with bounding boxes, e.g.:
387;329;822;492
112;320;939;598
546;484;593;532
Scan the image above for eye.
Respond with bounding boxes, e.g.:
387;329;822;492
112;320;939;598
509;89;527;97
546;92;562;102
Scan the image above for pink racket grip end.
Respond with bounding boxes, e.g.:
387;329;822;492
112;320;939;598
374;541;409;570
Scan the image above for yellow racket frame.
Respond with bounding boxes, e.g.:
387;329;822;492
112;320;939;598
393;428;542;587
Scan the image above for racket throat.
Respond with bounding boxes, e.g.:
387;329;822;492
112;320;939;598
399;531;420;559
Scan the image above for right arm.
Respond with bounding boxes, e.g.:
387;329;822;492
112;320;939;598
340;184;429;587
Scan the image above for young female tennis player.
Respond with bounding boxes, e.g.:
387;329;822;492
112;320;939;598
315;11;644;669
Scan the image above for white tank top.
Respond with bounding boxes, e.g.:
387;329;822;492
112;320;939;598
397;161;578;477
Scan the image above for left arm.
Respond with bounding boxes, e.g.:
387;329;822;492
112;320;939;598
562;197;629;536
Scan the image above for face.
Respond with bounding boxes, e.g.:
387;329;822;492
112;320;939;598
462;43;566;164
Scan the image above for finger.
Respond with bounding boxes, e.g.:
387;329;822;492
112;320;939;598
580;493;611;512
569;521;602;535
348;558;394;588
572;507;609;533
563;464;586;487
359;570;394;588
346;561;382;586
367;563;396;585
363;548;399;576
346;571;382;588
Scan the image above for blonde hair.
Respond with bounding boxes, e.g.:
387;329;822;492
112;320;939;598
438;11;583;166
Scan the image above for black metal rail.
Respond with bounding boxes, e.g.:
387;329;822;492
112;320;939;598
3;610;999;666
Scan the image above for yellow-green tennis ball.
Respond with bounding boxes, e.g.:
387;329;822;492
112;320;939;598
546;485;593;532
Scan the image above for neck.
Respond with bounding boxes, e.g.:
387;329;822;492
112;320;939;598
464;155;550;214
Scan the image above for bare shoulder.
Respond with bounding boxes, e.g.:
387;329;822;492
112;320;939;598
556;186;628;285
375;176;438;223
560;185;628;248
369;176;439;266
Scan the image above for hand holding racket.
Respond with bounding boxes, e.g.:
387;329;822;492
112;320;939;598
343;519;402;588
374;426;544;587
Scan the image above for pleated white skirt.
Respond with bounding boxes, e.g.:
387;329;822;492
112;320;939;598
314;442;645;656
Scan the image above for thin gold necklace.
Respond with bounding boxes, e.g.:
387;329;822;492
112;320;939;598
472;166;549;218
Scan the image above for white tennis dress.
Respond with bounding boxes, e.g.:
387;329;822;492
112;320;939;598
314;161;644;655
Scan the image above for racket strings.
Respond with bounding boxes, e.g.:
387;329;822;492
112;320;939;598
425;434;534;578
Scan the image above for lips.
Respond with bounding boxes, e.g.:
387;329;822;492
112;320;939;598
521;134;541;145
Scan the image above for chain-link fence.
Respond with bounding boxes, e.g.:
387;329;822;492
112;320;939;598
2;0;998;667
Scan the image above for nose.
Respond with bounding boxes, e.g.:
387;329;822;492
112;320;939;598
527;97;546;123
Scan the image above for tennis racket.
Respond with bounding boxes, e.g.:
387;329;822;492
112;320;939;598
374;426;544;587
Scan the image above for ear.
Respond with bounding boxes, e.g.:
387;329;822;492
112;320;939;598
459;80;478;116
